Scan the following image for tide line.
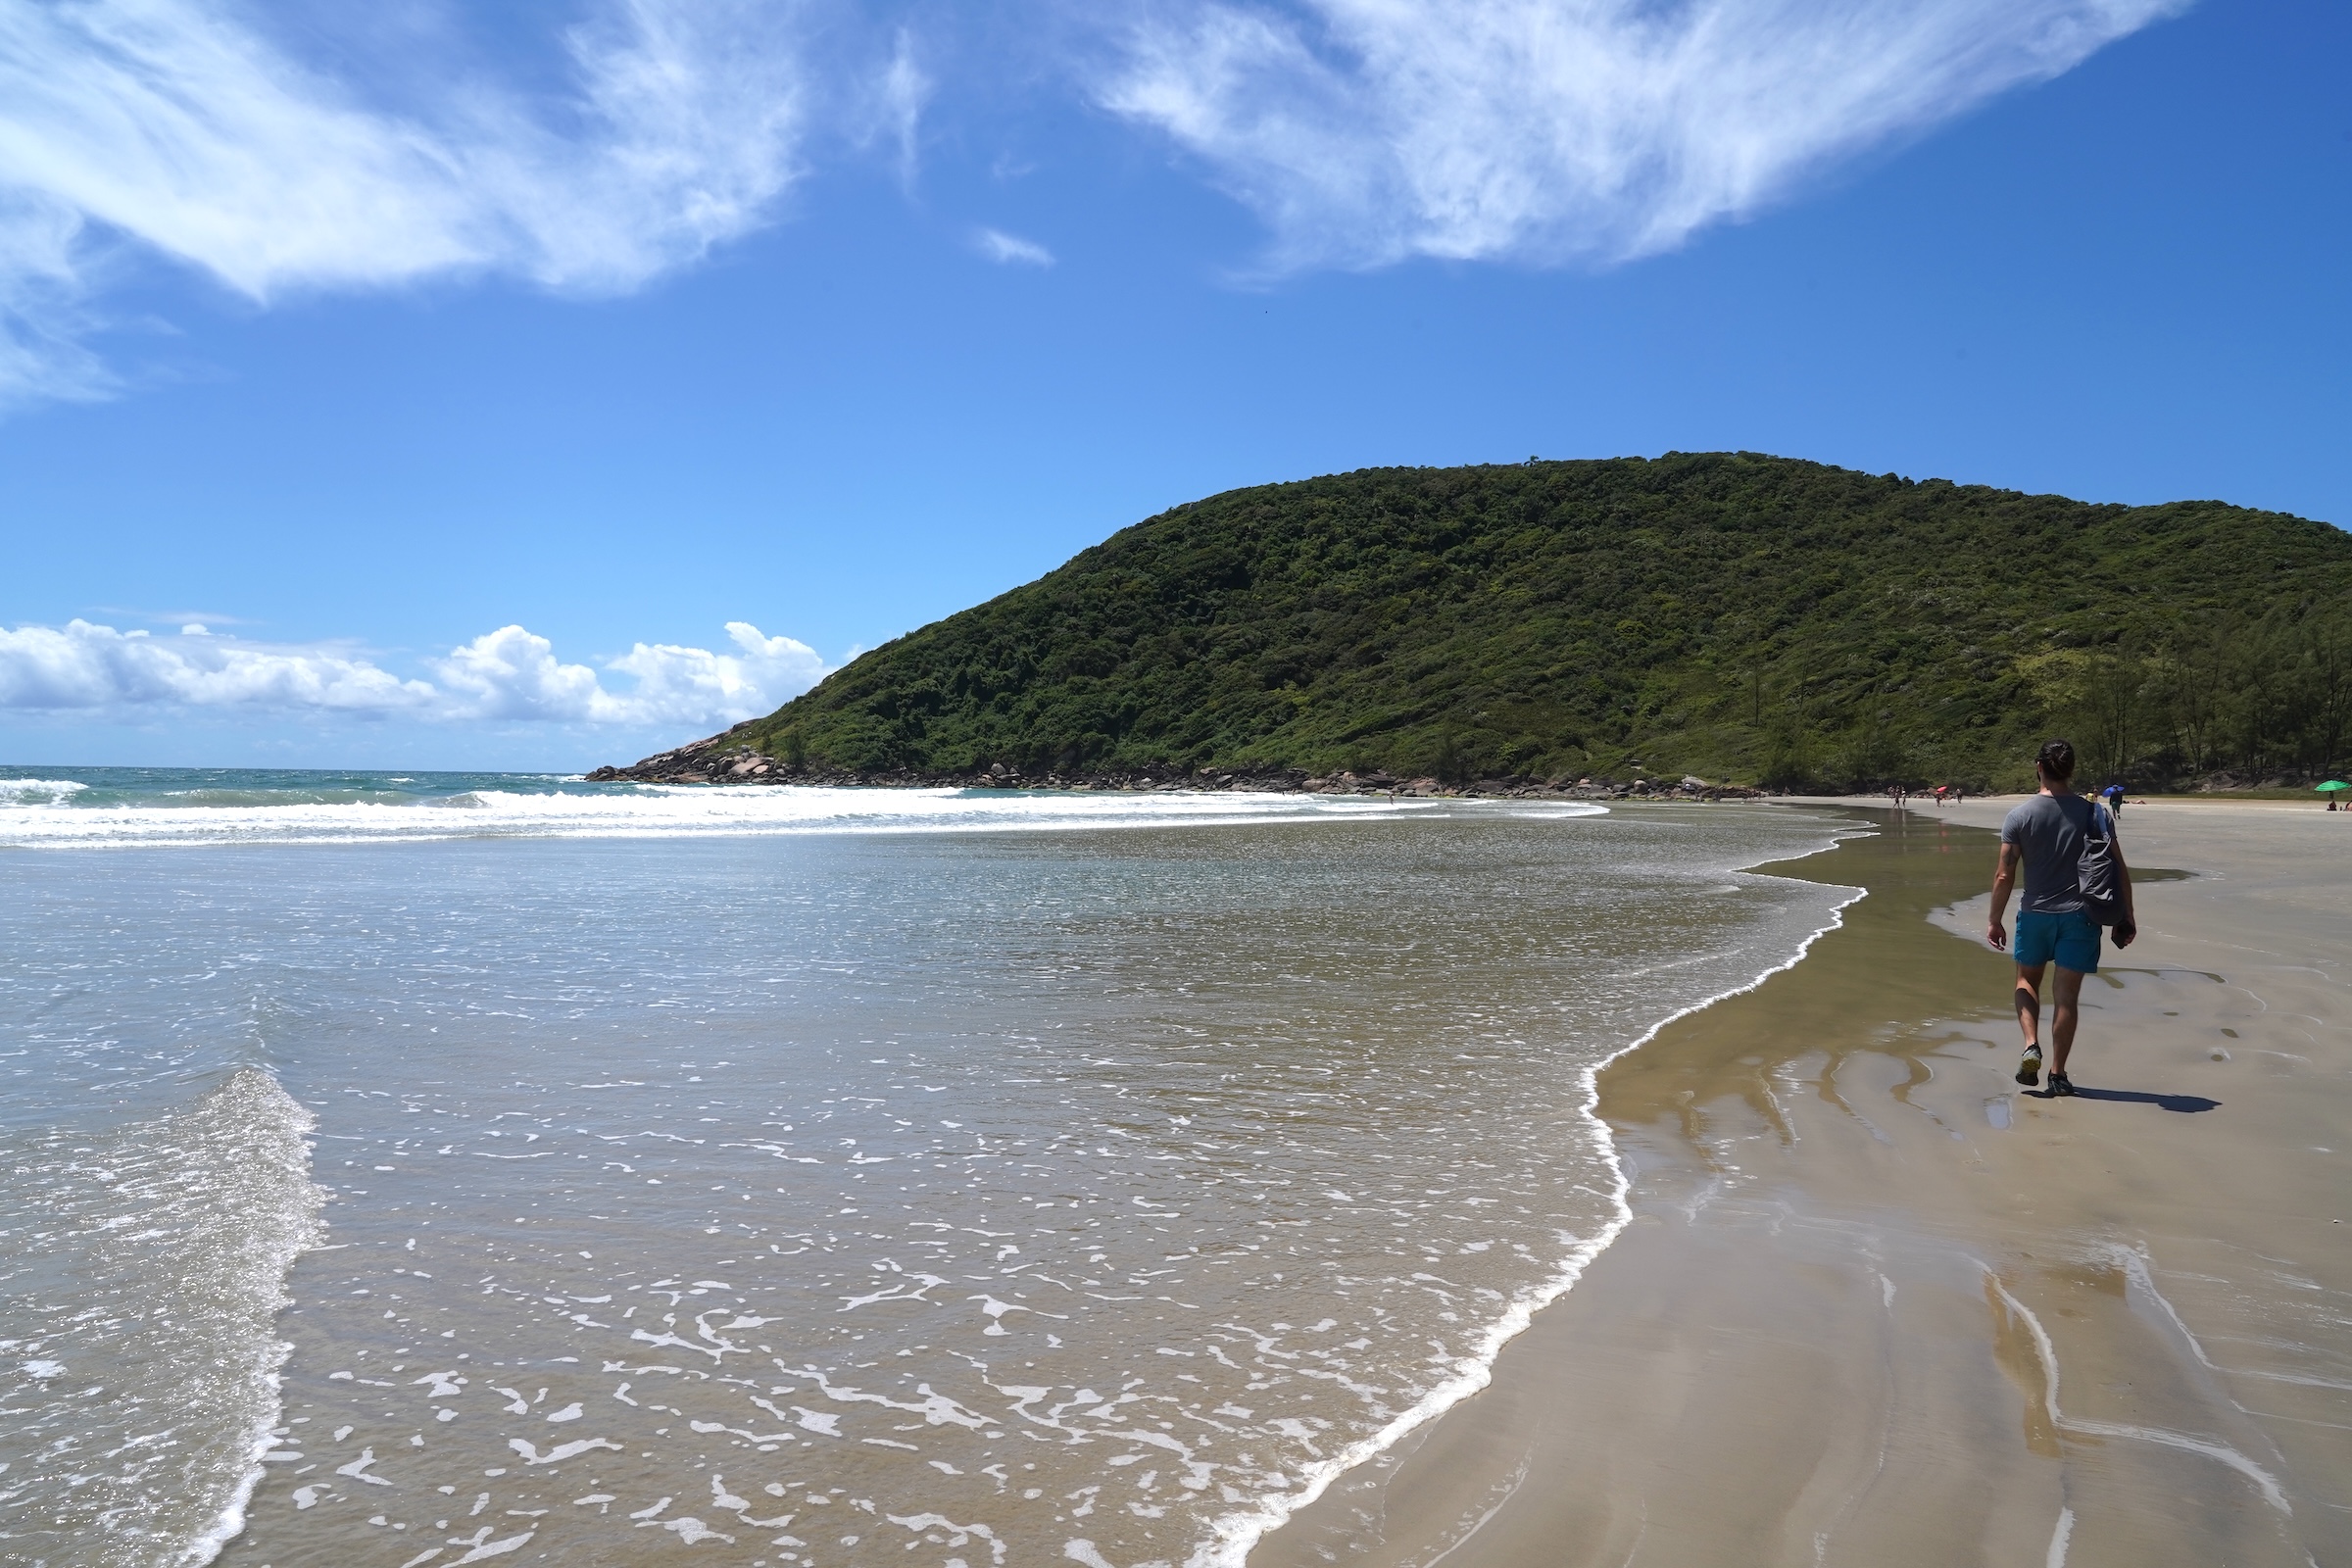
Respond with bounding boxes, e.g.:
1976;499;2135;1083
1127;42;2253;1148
1180;821;1873;1568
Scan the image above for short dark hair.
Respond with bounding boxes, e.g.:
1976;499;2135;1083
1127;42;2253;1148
2036;739;2077;780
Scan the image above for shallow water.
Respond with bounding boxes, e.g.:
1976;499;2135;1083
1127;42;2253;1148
0;778;1857;1568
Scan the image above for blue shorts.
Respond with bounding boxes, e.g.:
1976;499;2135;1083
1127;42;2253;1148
2015;909;2101;974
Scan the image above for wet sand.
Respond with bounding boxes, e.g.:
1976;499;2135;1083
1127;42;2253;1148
1257;801;2351;1567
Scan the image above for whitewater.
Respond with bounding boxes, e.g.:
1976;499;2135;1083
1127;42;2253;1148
0;769;1441;850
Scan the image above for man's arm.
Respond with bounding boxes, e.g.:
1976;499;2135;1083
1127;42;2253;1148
1986;842;2020;951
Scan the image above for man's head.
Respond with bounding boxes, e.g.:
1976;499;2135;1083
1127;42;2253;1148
2035;739;2077;785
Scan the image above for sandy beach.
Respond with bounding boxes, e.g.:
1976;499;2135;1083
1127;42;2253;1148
1258;798;2351;1567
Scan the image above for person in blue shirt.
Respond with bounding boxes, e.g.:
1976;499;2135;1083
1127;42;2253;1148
1985;741;2137;1096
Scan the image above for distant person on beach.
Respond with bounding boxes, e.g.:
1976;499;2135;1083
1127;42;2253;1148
2102;782;2126;816
1985;740;2136;1096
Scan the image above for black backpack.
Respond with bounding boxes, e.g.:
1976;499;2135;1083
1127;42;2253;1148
2077;802;2124;925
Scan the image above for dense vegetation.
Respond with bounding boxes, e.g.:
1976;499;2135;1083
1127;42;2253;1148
735;454;2352;792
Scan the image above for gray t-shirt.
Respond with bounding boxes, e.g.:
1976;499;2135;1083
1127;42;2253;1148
2001;793;2112;914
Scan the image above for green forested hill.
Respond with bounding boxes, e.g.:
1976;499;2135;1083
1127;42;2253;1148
725;454;2352;791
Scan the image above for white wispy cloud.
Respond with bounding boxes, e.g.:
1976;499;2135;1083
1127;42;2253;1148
0;0;824;405
974;226;1054;266
875;27;932;188
0;618;829;727
0;185;109;403
0;0;2178;402
1098;0;2183;270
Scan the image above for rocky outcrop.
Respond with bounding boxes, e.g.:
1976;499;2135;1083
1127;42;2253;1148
585;731;1765;801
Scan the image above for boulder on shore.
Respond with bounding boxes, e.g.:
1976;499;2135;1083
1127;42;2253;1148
583;730;1767;802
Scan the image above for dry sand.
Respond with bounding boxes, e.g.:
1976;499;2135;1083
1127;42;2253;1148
1255;798;2350;1568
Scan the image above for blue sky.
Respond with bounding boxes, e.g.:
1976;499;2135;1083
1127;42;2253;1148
1;0;2344;770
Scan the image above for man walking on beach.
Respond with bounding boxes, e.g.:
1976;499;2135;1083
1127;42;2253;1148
1985;740;2136;1096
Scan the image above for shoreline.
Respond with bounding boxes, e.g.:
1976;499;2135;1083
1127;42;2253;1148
1253;802;2352;1567
1201;810;1876;1567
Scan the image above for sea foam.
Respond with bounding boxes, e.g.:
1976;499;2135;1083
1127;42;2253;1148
0;1069;324;1568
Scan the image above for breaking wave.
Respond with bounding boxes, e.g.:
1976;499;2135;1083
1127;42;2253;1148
0;776;1534;850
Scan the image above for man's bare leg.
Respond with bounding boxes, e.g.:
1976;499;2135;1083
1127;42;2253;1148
2014;961;2047;1052
2014;961;2085;1088
2046;965;2085;1076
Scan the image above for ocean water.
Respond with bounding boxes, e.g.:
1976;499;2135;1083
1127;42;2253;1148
0;769;1861;1568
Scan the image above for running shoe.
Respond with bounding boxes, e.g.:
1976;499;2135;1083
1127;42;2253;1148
2016;1046;2042;1087
2050;1071;2076;1097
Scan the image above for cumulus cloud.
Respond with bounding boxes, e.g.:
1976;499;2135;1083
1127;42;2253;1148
607;622;832;726
973;226;1054;266
437;621;830;725
1098;0;2183;270
0;619;436;710
0;618;828;728
0;0;827;404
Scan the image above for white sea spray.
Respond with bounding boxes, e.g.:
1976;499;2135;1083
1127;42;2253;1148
0;776;87;804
